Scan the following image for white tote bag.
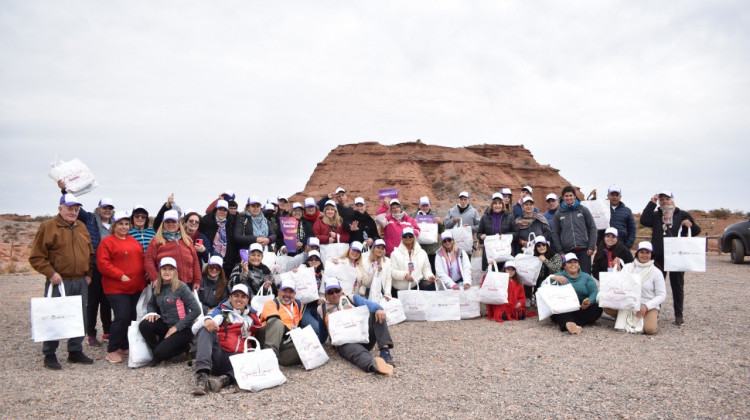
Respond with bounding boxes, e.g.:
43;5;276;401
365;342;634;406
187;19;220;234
321;262;358;296
191;290;207;335
135;285;153;321
380;297;406;326
514;248;543;287
251;287;275;316
30;284;85;342
581;200;611;230
451;221;474;254
459;286;481;319
535;278;581;321
262;248;278;271
328;297;371;346
231;337;287;392
48;156;99;195
289;325;329;370
320;243;350;264
484;234;513;262
425;279;462;322
280;266;319;304
417;222;438;245
598;271;641;311
398;284;429;322
663;227;706;272
479;263;509;305
127;320;153;368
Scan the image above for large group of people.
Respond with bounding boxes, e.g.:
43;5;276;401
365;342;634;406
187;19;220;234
29;180;701;394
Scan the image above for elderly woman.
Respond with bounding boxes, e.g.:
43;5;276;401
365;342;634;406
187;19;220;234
640;191;701;326
478;193;518;272
228;243;276;296
515;196;551;250
183;210;211;265
376;199;420;256
548;253;603;334
592;227;634;280
200;199;237;275
390;227;436;297
533;236;562;288
314;200;350;244
96;211;147;363
139;257;201;366
197;256;229;313
129;204;156;252
358;239;392;300
604;241;667;335
145;209;202;290
434;231;472;290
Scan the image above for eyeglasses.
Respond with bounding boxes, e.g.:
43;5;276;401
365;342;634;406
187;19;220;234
326;289;342;295
403;234;414;239
187;220;199;224
207;265;221;270
133;214;147;219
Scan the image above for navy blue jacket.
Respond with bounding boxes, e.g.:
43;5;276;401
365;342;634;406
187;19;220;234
596;202;637;249
512;202;540;219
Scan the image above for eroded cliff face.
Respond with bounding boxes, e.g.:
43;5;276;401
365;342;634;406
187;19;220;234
290;141;577;214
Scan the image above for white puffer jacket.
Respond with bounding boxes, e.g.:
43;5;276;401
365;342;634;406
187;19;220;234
434;248;473;289
390;242;434;291
358;256;392;298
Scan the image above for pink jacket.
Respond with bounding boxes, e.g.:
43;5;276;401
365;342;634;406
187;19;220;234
376;204;420;256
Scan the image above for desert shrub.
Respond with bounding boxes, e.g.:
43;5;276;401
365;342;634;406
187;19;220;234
708;208;732;219
432;181;445;190
30;215;53;222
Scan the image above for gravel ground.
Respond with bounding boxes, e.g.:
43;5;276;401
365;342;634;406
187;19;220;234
1;255;748;419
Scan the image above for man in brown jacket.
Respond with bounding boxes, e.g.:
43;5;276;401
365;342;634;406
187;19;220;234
29;193;95;370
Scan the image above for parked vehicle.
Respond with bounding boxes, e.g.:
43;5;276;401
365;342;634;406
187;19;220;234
720;218;750;264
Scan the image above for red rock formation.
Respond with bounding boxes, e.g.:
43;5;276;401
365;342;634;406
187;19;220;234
290;141;578;214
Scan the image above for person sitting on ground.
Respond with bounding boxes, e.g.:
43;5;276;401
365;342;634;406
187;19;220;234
533;236;562;288
376;198;420;256
282;236;322;271
434;231;472;290
293;250;325;341
191;283;261;395
603;241;666;335
358;239;392;300
256;280;302;366
129;204;156;252
486;261;526;323
592;227;634;280
317;278;395;375
139;257;201;366
228;243;276;296
344;197;381;248
197;256;229;313
328;241;366;296
548;253;602;334
390;227;436;298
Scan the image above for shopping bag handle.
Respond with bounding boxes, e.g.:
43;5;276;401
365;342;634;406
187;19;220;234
46;283;66;298
242;337;261;353
338;295;353;310
193;290;204;316
676;226;692;237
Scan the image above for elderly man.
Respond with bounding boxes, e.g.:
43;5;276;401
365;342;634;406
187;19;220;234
29;193;95;370
318;278;395;375
444;191;481;233
257;280;301;366
551;186;598;274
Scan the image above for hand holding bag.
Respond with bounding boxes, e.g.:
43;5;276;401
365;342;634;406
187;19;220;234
327;296;370;345
30;283;85;342
514;239;544;286
289;325;329;370
251;287;275;316
479;262;509;305
230;337;287;392
451;220;474;254
48;155;99;195
535;277;581;321
484;234;513;262
127;320;153;368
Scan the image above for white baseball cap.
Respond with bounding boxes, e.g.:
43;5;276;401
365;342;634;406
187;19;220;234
307;237;321;247
249;243;264;253
279;280;295;291
208;255;224;267
350;241;363;252
546;193;558;201
324;277;342;291
306;250;321;260
458;191;470;198
230;284;249;296
246;196;261;205
291;202;303;210
522;196;534;204
604;227;618;237
263;203;275;211
389;199;401;206
163;210;180;221
501;188;512;196
59;193;81;206
373;239;386;248
354;197;365;205
521;186;533;194
304;197;316;208
334;187;346;194
324;200;337;208
658;190;673;198
277;196;288;202
441;231;453;240
419;196;430;206
491;192;503;200
608;185;622;194
637;241;654;252
98;198;114;208
504;260;516;269
402;227;415;237
534;236;548;245
112;211;129;223
563;253;578;263
159;257;177;268
216;200;229;210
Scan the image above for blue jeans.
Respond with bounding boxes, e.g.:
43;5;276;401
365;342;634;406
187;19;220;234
300;302;324;344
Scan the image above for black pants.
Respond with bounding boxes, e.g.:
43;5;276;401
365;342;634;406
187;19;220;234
105;292;140;353
655;256;685;318
138;318;193;362
427;253;437;274
336;312;394;372
86;267;112;336
550;303;603;331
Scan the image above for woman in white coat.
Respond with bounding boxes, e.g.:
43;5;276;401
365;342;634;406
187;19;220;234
358;239;393;301
390;227;436;297
603;241;666;335
434;231;472;290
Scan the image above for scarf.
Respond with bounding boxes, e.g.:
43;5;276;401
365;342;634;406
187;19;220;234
515;213;549;230
491;212;503;234
163;230;182;242
457;204;469;214
623;259;656;284
303;210;321;223
250;213;269;238
437;247;460;278
560;199;581;211
213;218;227;257
660;205;675;227
392;212;405;221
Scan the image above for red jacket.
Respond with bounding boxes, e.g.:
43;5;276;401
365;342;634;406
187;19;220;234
218;313;262;353
376;204;420;256
144;237;202;287
313;218;350;244
485;276;527;322
96;235;147;295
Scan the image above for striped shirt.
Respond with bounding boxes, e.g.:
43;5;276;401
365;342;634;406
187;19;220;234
129;228;156;252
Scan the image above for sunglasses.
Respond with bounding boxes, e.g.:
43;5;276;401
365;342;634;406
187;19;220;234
133;214;147;219
307;257;321;262
442;238;453;243
326;289;342;295
403;234;414;238
207;265;221;270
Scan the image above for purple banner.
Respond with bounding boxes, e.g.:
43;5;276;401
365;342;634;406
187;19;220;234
416;214;435;223
378;189;399;200
279;217;299;253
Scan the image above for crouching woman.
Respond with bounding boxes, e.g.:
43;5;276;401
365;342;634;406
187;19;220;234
191;283;261;395
548;253;603;334
318;278;395;375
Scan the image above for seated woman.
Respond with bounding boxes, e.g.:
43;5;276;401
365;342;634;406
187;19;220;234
145;210;202;289
434;231;472;290
317;278;394;375
228;243;277;296
328;241;366;294
313;200;350;244
129;204;156;252
139;257;201;366
183;210;211;266
191;284;261;395
533;236;562;288
358;239;392;300
486;261;526;323
390;227;436;298
592;227;634;280
197;256;229;313
603;241;666;335
548;253;603;334
293;250;325;341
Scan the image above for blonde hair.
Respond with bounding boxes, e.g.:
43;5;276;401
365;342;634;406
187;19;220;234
368;247;386;265
154;267;184;294
340;248;363;267
154;219;192;247
320;205;342;228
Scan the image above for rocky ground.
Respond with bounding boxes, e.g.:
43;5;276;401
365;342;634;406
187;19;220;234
1;255;748;419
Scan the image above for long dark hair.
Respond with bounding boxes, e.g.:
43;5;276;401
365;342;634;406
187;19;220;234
202;264;228;301
533;242;556;259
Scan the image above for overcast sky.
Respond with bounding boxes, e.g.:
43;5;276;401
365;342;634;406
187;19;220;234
1;0;748;216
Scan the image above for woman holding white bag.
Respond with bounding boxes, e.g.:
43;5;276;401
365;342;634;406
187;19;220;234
358;239;392;300
533;237;562;287
548;253;602;334
603;242;666;335
435;231;472;290
477;193;518;272
390;227;437;297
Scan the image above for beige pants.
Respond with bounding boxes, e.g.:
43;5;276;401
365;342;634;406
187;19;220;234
603;308;659;335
